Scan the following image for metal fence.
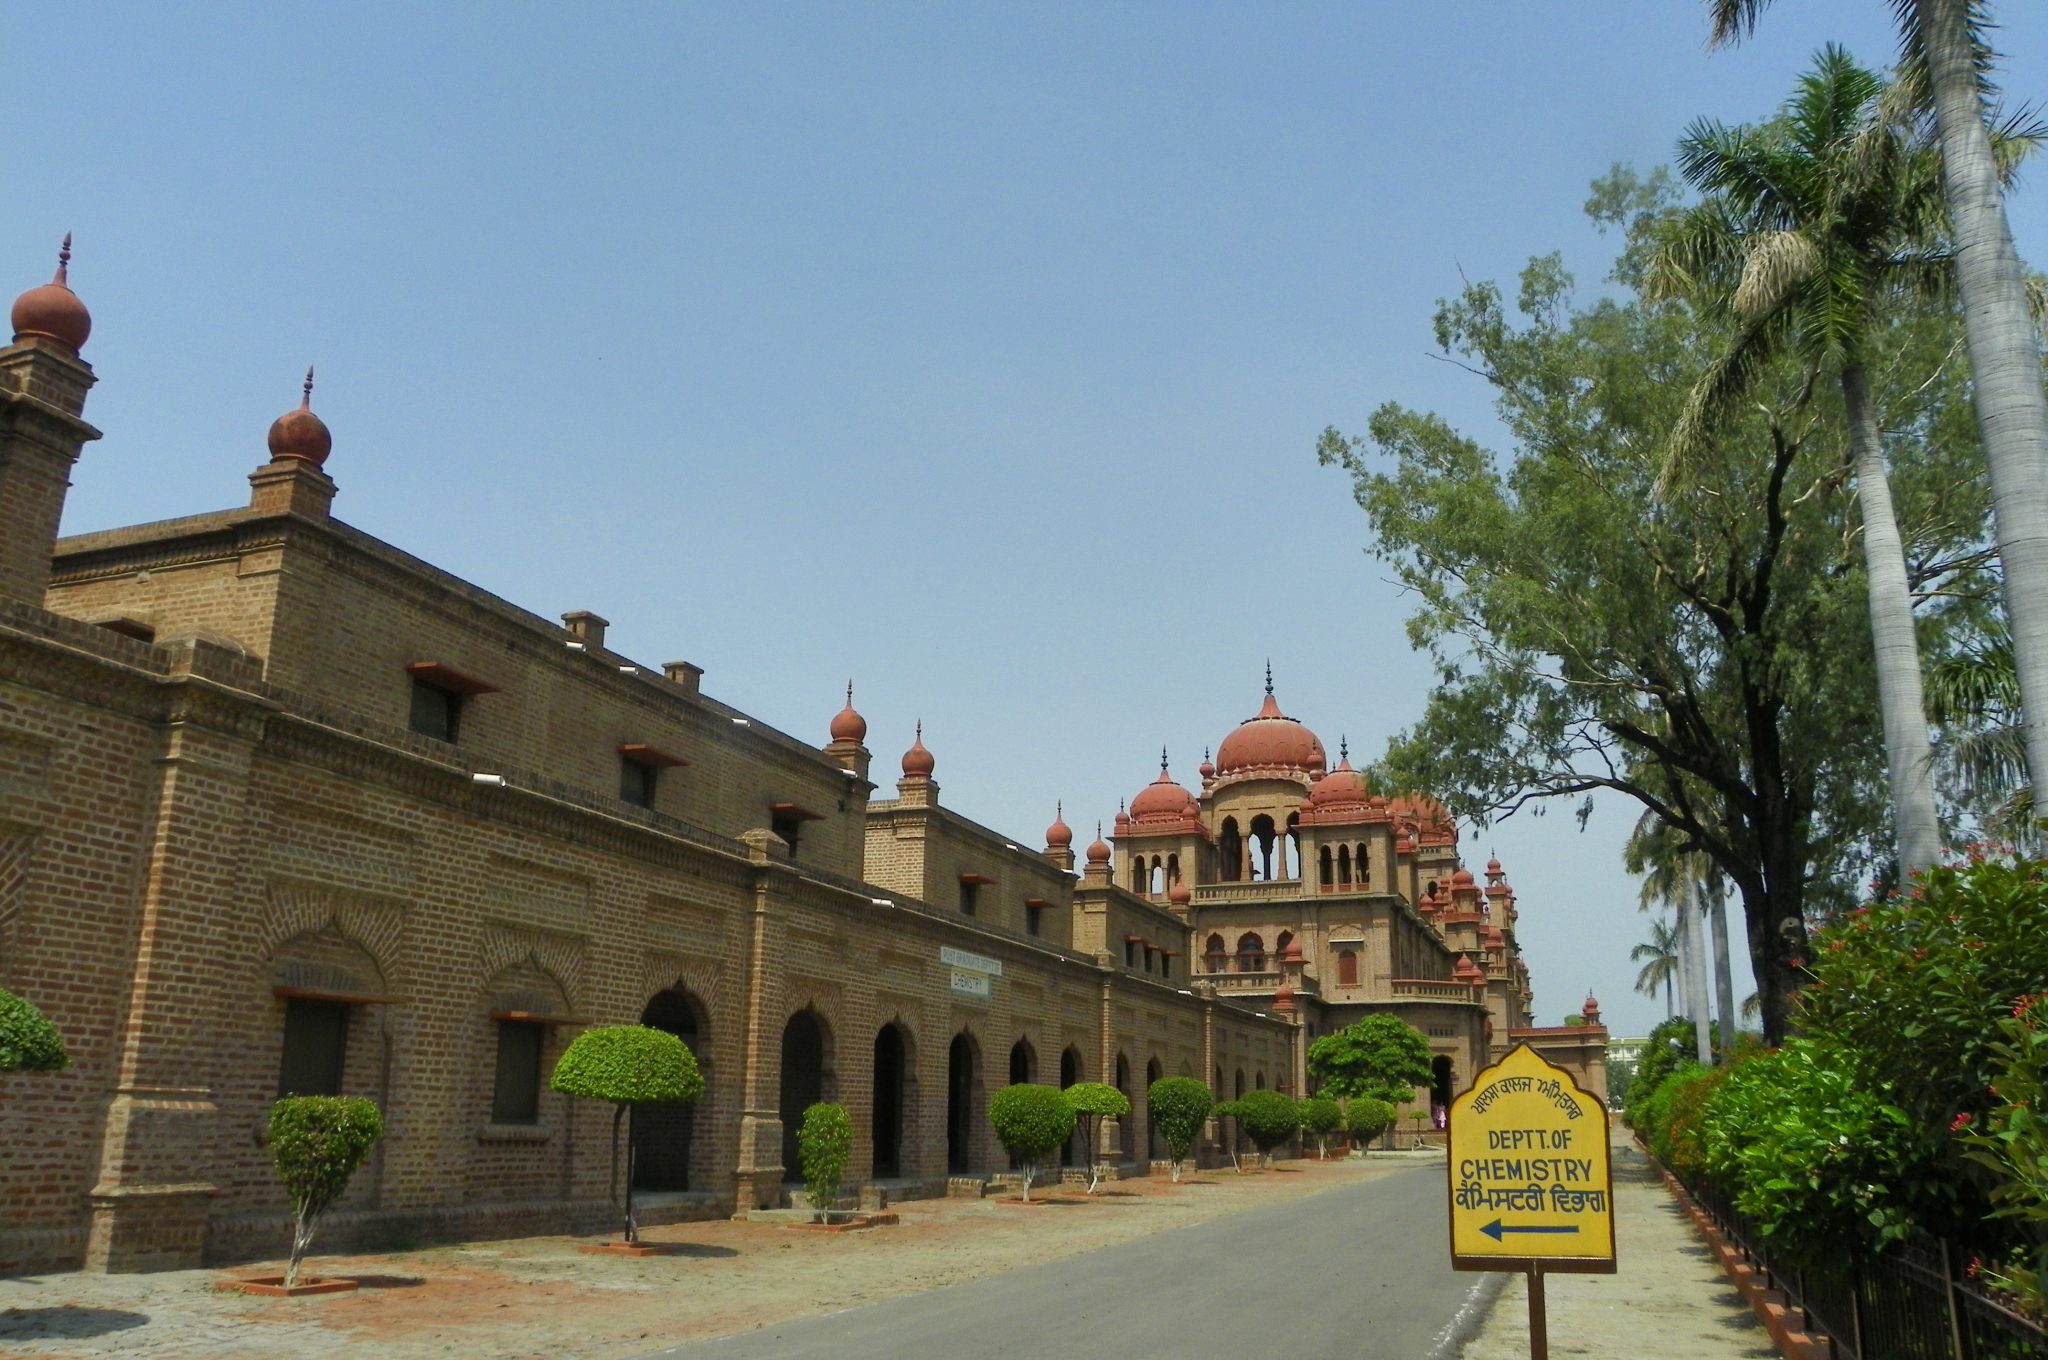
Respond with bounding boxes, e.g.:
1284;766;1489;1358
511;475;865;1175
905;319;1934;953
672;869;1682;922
1682;1176;2047;1359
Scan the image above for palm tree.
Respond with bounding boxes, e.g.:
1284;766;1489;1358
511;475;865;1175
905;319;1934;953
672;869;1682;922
1708;0;2048;841
1651;47;1950;879
1625;815;1726;1059
1631;917;1681;1018
1926;621;2036;842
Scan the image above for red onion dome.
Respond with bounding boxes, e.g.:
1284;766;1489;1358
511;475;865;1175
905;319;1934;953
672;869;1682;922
10;235;90;351
1046;801;1073;849
1167;881;1191;906
1309;754;1372;810
1486;856;1503;875
1215;687;1326;777
267;367;333;466
828;681;867;743
1272;975;1296;1012
1582;994;1601;1019
1454;954;1485;986
1451;867;1477;889
1130;752;1194;822
1085;823;1112;865
1198;749;1216;780
901;721;935;778
1282;935;1304;964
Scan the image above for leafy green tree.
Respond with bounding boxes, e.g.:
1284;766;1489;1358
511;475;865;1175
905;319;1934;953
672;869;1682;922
797;1103;852;1222
1062;1081;1129;1194
1306;1015;1432;1102
988;1084;1074;1202
1146;1077;1212;1182
1232;1090;1300;1162
1343;1096;1397;1150
1297;1095;1343;1160
269;1096;383;1288
1318;168;1990;1041
1709;0;2048;813
0;987;67;1072
551;1024;704;1243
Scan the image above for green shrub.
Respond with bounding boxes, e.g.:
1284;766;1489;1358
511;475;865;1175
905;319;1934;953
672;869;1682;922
1343;1095;1396;1148
798;1103;852;1222
1624;1016;1717;1131
1062;1081;1129;1194
1306;1015;1431;1101
1233;1090;1300;1159
0;988;67;1073
1147;1077;1212;1182
988;1084;1075;1201
550;1025;704;1243
1959;994;2048;1313
1298;1096;1343;1159
269;1096;383;1288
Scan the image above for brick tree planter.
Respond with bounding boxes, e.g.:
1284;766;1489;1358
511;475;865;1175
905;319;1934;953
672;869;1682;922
576;1240;696;1257
217;1275;359;1297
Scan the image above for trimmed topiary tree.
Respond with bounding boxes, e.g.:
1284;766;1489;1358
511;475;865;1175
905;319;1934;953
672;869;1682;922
269;1096;383;1288
1298;1095;1342;1160
0;987;68;1073
1147;1076;1212;1182
550;1024;703;1244
1343;1095;1396;1151
988;1083;1075;1201
1307;1014;1432;1103
798;1102;852;1222
1061;1081;1130;1194
1234;1089;1301;1164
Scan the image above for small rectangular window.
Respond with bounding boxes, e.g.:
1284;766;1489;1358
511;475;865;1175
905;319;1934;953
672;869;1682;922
279;998;350;1097
491;1021;544;1125
771;811;803;857
1025;904;1042;937
959;880;978;916
1124;939;1137;968
409;678;461;742
620;758;658;809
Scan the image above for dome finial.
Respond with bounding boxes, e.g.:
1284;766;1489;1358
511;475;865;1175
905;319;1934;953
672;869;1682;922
1339;735;1349;762
846;679;854;705
1264;658;1274;697
301;365;315;409
1159;746;1169;773
55;232;72;286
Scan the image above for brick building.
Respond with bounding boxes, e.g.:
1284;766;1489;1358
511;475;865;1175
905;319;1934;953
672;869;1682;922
0;245;1599;1275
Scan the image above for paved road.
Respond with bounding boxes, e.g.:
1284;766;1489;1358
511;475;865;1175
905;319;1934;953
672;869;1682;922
639;1163;1499;1360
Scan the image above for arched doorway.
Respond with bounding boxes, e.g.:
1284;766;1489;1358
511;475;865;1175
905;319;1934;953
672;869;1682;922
873;1023;910;1179
1431;1054;1455;1130
948;1031;980;1173
1060;1046;1082;1167
779;1009;832;1182
1009;1037;1036;1086
635;988;707;1191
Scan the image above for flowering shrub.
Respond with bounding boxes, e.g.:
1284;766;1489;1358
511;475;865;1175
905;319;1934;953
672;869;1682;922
1958;994;2048;1315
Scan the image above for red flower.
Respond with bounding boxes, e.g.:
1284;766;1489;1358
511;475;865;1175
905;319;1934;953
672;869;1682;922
1951;1112;1973;1132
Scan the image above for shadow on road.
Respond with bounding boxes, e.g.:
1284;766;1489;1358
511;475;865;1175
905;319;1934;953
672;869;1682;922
0;1304;151;1341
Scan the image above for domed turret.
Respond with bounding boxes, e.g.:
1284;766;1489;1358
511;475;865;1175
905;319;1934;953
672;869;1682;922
1129;749;1195;823
1454;954;1485;988
1085;822;1111;865
1167;881;1191;907
1046;801;1073;850
1309;740;1372;813
829;681;867;744
1272;974;1296;1013
1214;667;1326;777
266;367;333;466
10;235;90;352
901;721;935;779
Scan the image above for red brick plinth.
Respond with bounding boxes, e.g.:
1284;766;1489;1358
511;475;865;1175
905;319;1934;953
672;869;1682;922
576;1241;691;1257
787;1213;899;1231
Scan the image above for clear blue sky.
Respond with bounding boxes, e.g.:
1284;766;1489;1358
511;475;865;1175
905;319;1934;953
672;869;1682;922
12;2;2048;1038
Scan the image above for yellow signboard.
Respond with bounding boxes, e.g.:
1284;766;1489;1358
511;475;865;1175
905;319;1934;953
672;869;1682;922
1447;1044;1616;1273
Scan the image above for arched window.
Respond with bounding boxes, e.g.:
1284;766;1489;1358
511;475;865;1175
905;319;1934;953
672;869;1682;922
1149;858;1163;896
1285;812;1301;880
1236;932;1265;972
1250;815;1277;880
1131;859;1146;893
1356;843;1370;888
1319;845;1333;886
1219;819;1242;882
1205;933;1227;972
1166;853;1179;887
1336;845;1352;886
1275;930;1294;963
1338;949;1359;986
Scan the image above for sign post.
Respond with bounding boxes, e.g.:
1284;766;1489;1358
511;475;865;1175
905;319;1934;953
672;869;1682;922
1446;1044;1616;1360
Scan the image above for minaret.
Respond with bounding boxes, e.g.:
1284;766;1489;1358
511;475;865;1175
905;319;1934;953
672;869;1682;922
826;680;872;783
0;236;101;604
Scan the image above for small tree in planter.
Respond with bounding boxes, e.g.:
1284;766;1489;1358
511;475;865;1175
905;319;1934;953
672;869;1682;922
1343;1095;1395;1152
798;1102;852;1222
1407;1109;1430;1147
269;1096;383;1289
1061;1081;1130;1193
1146;1077;1212;1182
1298;1095;1342;1160
0;987;68;1073
1234;1090;1301;1167
550;1024;703;1245
988;1083;1075;1202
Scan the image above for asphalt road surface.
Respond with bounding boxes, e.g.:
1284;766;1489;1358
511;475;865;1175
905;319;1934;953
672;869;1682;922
639;1163;1500;1360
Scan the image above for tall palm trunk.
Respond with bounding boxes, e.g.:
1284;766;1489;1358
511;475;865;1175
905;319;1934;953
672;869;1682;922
1705;869;1737;1043
1676;890;1712;1063
1841;362;1942;878
1916;0;2048;799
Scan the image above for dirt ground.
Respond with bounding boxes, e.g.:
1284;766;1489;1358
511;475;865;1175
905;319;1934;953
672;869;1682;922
0;1154;1425;1360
